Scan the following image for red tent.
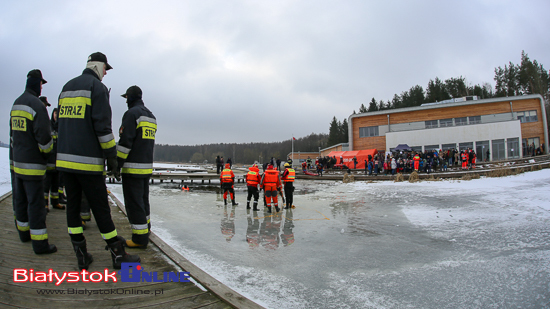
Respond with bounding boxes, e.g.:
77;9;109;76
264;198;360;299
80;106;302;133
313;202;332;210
327;149;377;169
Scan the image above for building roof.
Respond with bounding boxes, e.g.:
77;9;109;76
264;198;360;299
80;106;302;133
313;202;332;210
349;94;545;120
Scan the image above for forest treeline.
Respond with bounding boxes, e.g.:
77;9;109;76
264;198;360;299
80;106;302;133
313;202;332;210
154;133;328;164
327;51;549;147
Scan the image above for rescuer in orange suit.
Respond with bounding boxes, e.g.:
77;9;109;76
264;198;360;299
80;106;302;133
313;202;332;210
246;164;262;210
413;153;421;172
260;164;281;213
461;151;468;170
280;163;295;209
220;163;238;206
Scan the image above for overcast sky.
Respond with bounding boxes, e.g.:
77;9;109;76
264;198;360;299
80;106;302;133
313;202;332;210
2;1;549;145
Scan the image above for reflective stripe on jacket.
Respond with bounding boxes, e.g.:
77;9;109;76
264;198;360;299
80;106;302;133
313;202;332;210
221;169;234;183
117;100;156;177
246;167;261;186
282;168;295;182
10;90;53;180
56;69;115;174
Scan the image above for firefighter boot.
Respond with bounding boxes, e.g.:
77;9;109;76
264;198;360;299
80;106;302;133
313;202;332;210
224;199;227;205
33;240;57;255
106;238;141;269
72;239;93;270
246;201;251;209
275;205;280;213
125;239;148;249
231;199;239;206
252;201;259;211
267;206;272;213
18;230;31;242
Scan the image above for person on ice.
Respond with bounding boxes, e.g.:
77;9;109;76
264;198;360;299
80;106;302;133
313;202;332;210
220;163;238;206
281;163;295;209
246;164;261;210
260;164;281;213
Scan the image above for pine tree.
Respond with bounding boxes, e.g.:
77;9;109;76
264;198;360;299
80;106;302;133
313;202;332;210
340;118;349;143
367;97;378;112
328;116;340;147
359;104;368;113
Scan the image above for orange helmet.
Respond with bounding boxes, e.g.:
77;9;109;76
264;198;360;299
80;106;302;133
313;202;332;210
267;164;274;170
225;163;230;168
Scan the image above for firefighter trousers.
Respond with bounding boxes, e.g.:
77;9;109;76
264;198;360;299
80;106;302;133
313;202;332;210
122;175;151;246
64;172;117;244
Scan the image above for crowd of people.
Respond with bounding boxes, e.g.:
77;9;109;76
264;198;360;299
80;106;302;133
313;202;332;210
297;144;546;177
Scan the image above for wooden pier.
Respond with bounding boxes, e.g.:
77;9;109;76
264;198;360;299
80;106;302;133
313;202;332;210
0;191;263;309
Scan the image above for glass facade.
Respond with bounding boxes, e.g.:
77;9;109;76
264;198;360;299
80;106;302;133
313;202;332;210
476;140;490;161
459;142;473;151
507;138;520;159
492;139;506;160
359;126;379;137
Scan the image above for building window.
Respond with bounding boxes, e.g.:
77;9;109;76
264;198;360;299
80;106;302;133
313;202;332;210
424;145;439;152
359;126;379;137
455;117;468;126
469;116;481;124
522;137;540;156
442;143;456;150
517;110;538;123
411;146;423;153
439;118;453;127
425;120;438;129
459;142;473;152
507;138;520;159
492;139;505;160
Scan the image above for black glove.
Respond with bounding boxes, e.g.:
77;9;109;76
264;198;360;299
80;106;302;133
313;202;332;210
106;157;121;181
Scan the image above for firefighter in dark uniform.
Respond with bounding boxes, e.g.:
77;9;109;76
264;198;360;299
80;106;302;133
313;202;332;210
245;164;261;210
57;52;139;270
116;85;157;248
10;69;57;254
41;98;65;212
220;163;239;206
281;163;295;209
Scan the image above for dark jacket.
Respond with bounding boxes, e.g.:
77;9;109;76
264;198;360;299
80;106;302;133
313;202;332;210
56;68;116;174
10;89;53;180
46;109;58;173
117;99;157;177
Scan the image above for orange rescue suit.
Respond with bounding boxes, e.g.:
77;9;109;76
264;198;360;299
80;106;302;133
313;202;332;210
246;166;261;187
220;168;235;183
281;168;295;183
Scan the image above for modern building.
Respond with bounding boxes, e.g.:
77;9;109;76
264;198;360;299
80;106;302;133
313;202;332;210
348;94;548;161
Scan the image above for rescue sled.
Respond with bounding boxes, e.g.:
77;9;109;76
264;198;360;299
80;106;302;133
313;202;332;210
302;170;318;176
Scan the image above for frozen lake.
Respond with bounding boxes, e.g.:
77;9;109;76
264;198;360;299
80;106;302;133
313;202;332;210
108;170;550;309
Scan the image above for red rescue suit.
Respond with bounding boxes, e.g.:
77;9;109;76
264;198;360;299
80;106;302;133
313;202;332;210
413;154;421;171
260;168;281;209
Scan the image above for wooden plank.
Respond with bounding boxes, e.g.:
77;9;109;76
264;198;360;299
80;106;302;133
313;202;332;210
0;188;234;309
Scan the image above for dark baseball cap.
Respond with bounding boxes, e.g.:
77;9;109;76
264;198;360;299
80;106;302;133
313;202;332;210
121;85;142;99
88;52;113;70
27;69;47;84
39;96;51;107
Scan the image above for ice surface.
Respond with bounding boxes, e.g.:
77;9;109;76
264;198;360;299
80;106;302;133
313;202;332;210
107;170;550;309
